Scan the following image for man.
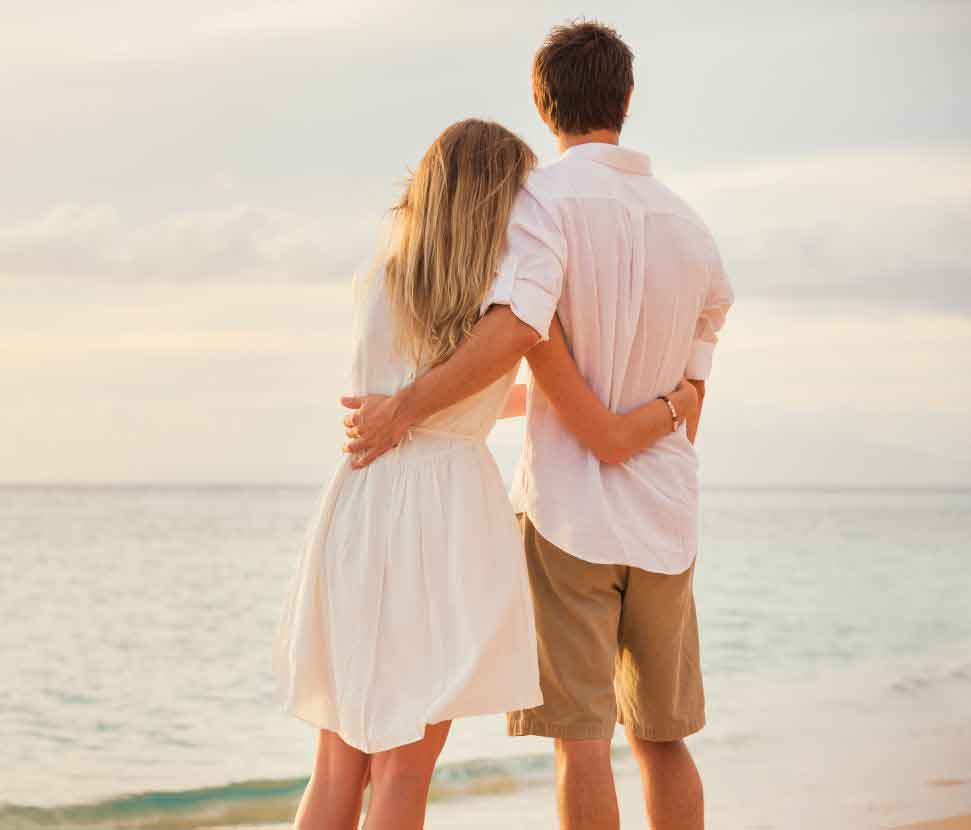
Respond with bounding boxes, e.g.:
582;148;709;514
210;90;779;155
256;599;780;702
343;21;733;830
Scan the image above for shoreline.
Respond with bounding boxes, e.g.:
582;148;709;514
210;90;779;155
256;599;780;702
896;816;971;830
4;654;968;830
422;764;971;830
2;753;967;830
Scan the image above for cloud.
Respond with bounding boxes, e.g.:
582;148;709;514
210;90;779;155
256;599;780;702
668;150;971;312
0;203;382;282
3;0;970;486
3;149;968;317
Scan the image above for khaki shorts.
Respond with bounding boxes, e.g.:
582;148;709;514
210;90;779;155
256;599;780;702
508;516;705;742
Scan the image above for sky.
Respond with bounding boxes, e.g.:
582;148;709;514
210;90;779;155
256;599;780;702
1;0;969;486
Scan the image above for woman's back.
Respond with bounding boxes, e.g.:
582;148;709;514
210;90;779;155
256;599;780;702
274;265;539;754
274;119;541;816
350;268;516;444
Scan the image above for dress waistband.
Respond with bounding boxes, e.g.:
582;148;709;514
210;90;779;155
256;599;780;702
405;425;484;444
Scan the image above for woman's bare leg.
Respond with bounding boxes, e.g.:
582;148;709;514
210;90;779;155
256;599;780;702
294;729;370;830
363;721;451;830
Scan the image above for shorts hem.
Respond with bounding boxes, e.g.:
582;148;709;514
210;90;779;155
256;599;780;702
617;714;706;742
507;716;615;741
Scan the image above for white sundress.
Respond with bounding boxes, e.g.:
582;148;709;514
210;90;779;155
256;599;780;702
273;270;542;754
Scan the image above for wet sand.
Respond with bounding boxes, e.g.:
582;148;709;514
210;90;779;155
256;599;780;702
896;816;971;830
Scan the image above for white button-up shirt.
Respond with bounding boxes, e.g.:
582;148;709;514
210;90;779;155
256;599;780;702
483;143;733;574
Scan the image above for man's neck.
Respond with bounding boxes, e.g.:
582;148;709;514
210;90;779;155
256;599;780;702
557;129;621;154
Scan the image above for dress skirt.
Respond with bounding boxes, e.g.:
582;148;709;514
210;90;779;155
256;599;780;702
273;428;543;754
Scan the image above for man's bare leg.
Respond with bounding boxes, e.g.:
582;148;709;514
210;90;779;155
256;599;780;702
555;738;620;830
626;727;703;830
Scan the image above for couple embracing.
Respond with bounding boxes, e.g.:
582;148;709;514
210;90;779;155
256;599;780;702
274;20;733;830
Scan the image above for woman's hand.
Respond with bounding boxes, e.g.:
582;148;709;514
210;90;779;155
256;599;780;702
606;377;700;464
682;378;705;444
669;377;700;425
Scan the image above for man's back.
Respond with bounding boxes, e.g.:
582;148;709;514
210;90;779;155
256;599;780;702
510;142;733;574
341;24;725;821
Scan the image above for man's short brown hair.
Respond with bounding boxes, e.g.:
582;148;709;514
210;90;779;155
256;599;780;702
532;21;634;136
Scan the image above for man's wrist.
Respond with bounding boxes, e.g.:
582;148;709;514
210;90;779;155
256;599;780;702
391;383;421;433
602;412;633;464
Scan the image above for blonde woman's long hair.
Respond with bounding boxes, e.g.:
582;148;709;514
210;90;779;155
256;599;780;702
383;119;537;368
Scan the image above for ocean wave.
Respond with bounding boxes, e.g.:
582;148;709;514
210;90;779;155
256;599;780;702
0;778;304;830
0;748;608;830
889;658;971;695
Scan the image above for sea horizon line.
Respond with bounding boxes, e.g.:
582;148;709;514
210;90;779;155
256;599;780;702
1;481;968;493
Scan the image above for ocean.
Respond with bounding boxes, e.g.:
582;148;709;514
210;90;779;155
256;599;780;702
1;483;969;829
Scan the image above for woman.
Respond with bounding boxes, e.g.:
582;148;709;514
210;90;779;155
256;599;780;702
273;119;698;830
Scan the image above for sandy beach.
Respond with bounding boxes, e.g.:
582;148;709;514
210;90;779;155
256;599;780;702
255;810;971;830
896;816;971;830
420;697;971;830
209;756;971;830
421;763;971;830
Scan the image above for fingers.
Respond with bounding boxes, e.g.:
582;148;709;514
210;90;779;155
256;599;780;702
343;412;362;441
343;438;369;454
340;396;363;410
350;443;393;469
342;435;399;465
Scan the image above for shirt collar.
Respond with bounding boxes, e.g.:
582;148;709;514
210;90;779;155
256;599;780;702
560;142;652;175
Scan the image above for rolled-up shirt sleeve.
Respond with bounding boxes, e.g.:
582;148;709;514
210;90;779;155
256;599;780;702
686;243;734;380
480;188;565;341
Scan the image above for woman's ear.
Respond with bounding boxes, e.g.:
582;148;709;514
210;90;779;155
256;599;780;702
624;85;634;116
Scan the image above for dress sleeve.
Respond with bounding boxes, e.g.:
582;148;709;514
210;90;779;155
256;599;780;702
480;188;566;341
686;242;734;381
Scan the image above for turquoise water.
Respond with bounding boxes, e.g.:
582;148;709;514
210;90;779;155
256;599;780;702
1;485;969;828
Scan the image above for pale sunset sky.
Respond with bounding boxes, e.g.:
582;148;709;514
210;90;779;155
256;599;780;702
2;0;969;486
